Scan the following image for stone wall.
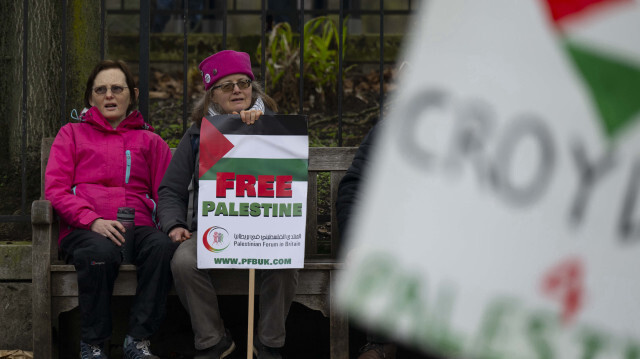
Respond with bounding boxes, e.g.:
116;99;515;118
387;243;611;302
0;242;32;351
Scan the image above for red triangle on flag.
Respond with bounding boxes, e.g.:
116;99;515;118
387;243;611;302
199;117;235;179
543;0;629;25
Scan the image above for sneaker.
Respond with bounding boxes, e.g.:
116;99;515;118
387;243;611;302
123;335;159;359
194;329;236;359
357;342;397;359
252;337;283;359
79;341;107;359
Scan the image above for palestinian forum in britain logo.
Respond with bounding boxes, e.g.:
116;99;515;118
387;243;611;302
202;226;230;253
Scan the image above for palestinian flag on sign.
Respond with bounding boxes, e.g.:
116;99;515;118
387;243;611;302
542;0;640;139
199;114;308;181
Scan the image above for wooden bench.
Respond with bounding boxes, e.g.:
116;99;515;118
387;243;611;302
32;137;357;358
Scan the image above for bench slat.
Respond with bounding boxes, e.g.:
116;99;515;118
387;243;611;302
51;269;331;296
309;147;358;171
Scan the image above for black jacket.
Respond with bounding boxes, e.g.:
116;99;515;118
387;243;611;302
335;122;382;253
158;122;201;234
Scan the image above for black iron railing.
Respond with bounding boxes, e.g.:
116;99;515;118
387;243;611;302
1;0;416;228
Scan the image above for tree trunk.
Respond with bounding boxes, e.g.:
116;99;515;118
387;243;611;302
0;0;100;240
65;0;102;121
9;0;63;165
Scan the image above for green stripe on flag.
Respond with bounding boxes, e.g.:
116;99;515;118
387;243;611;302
200;158;309;181
565;40;640;139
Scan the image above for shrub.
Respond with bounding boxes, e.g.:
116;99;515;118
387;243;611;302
257;16;351;114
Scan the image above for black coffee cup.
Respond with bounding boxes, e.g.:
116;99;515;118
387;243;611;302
117;207;136;264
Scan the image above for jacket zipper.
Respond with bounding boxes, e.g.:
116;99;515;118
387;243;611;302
69;186;77;229
125;150;131;184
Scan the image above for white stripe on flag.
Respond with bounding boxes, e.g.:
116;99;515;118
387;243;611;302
564;2;640;62
224;135;309;159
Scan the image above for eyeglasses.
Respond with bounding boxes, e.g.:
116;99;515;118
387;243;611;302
211;79;252;92
93;85;128;95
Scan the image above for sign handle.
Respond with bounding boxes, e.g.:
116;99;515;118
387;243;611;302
247;268;256;359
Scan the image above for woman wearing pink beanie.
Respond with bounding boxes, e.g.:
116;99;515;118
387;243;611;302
192;49;278;125
158;50;297;359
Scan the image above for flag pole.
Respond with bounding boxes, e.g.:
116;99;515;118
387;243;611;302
247;268;256;359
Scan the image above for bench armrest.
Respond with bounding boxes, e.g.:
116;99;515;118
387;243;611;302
31;199;53;225
31;199;56;261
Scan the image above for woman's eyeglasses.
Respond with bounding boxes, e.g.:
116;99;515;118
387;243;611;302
93;85;128;95
211;79;252;93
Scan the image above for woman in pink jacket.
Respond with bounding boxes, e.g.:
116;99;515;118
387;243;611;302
45;60;176;359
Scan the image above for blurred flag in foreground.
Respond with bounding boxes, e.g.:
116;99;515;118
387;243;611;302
337;0;640;358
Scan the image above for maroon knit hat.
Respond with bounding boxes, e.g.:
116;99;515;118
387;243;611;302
198;50;255;91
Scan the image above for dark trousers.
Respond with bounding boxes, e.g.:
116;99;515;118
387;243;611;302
60;226;178;344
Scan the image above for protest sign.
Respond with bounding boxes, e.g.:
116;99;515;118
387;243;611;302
337;0;640;358
197;114;308;269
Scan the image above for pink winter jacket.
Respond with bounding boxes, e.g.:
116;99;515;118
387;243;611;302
45;106;172;243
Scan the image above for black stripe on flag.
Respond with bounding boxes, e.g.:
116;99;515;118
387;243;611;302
205;114;308;136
